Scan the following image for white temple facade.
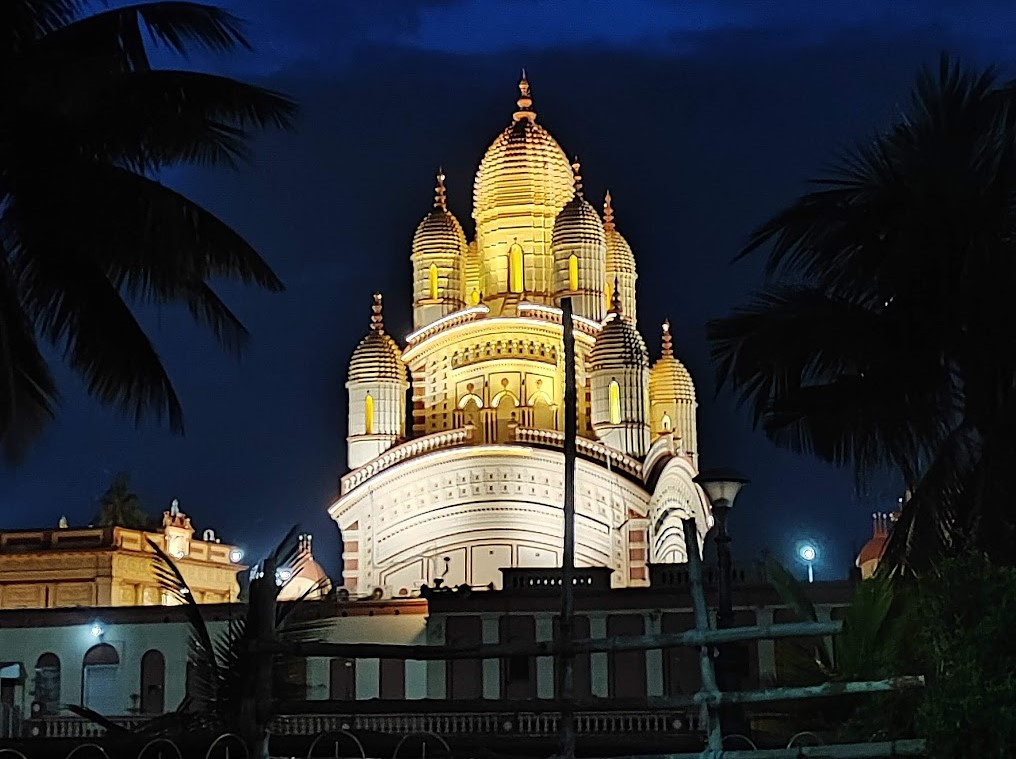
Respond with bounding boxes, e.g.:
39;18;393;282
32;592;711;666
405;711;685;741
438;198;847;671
328;74;710;597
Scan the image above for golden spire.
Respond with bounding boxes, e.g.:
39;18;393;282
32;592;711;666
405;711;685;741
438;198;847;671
434;167;447;210
604;190;615;231
370;292;384;332
609;275;623;315
662;320;673;357
514;68;535;121
571;156;583;198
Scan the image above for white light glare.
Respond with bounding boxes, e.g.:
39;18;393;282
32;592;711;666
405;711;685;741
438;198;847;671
229;548;243;563
799;544;817;562
90;622;104;638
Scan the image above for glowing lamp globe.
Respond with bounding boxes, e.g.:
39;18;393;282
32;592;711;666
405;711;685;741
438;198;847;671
799;544;817;562
693;468;750;509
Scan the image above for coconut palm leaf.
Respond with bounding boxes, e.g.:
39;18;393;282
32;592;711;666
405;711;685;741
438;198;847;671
147;537;216;670
64;703;132;735
764;557;832;674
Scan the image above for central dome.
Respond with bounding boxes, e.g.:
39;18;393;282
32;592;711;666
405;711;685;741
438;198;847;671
473;73;575;302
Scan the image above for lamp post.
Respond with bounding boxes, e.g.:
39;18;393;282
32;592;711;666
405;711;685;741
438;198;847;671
693;467;750;735
799;543;817;583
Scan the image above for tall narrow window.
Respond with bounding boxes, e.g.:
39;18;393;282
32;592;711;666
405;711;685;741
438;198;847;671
82;644;120;714
509;243;524;293
609;380;621;424
428;263;439;300
34;653;61;715
140;650;165;714
364;394;374;435
605;280;613;311
662;412;672;431
568;255;579;291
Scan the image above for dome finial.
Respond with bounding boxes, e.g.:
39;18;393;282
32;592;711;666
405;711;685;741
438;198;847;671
434;167;447;210
571;156;583;198
609;275;623;315
514;68;535;121
370;292;384;332
604;190;615;231
662;320;673;357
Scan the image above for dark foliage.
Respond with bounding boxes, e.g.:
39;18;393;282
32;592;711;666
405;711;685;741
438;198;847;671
0;0;296;461
709;55;1016;573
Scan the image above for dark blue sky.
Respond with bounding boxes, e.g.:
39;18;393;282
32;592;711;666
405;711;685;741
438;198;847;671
0;0;1010;581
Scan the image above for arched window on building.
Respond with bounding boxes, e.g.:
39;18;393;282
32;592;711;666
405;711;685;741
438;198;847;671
661;412;672;432
34;653;60;715
608;380;621;425
82;644;119;714
140;650;165;714
509;242;524;293
568;254;579;291
364;394;374;435
428;263;439;300
469;289;481;306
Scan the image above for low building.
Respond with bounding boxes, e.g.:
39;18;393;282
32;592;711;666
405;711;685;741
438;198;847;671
0;565;852;745
0;505;245;610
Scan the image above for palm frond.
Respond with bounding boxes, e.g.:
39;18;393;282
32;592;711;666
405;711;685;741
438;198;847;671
0;255;57;462
146;538;217;670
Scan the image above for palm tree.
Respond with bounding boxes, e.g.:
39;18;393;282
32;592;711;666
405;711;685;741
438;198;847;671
94;471;152;529
69;526;327;759
708;55;1016;574
0;1;295;461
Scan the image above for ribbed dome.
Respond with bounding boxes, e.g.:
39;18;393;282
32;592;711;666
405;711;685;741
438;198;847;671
604;191;636;274
412;171;466;259
552;194;604;250
473;75;574;220
590;296;649;371
650;322;695;401
348;294;407;384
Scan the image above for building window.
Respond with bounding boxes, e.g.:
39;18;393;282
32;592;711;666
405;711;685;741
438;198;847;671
379;658;405;699
469;289;480;306
34;653;60;715
608;380;621;424
568;254;579;291
364;394;374;435
140;650;165;714
662;412;672;431
509;242;524;293
429;263;439;300
82;644;120;715
329;658;356;700
605;279;613;311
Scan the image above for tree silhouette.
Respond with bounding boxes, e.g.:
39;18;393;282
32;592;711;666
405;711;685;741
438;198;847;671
709;55;1016;573
0;1;296;462
93;472;151;530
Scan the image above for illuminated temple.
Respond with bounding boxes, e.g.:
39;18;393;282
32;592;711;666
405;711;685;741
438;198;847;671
329;74;712;596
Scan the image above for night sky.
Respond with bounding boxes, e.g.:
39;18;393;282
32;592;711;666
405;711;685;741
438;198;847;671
0;1;1010;581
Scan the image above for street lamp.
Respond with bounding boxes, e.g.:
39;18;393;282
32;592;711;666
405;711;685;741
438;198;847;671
798;543;817;583
693;468;750;737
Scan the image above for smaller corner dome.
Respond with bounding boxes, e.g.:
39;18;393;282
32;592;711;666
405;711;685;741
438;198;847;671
412;170;467;258
603;191;636;274
650;322;696;401
590;311;649;371
348;294;407;384
552;161;604;250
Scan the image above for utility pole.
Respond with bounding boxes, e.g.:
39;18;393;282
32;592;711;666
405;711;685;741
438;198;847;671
559;297;577;759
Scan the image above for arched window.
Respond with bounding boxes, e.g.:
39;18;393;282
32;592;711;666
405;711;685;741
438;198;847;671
364;394;374;435
140;650;165;714
509;243;524;293
568;255;579;291
608;380;621;425
662;413;672;431
82;644;119;714
428;263;439;300
34;653;60;715
469;289;481;306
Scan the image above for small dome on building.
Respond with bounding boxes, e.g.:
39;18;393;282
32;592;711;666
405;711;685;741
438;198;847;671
278;534;332;601
473;72;574;222
649;321;695;402
590;285;649;371
348;293;407;384
856;512;896;579
552;162;604;250
604;191;636;275
412;170;467;259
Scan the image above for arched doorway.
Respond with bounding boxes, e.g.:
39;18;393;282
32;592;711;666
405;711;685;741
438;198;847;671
34;653;60;715
493;390;519;442
140;650;165;714
82;644;119;714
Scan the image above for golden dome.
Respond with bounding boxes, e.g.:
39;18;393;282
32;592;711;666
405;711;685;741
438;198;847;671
589;286;649;371
412;170;467;259
649;321;695;402
473;73;574;222
348;293;407;384
603;191;636;274
552;159;604;251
